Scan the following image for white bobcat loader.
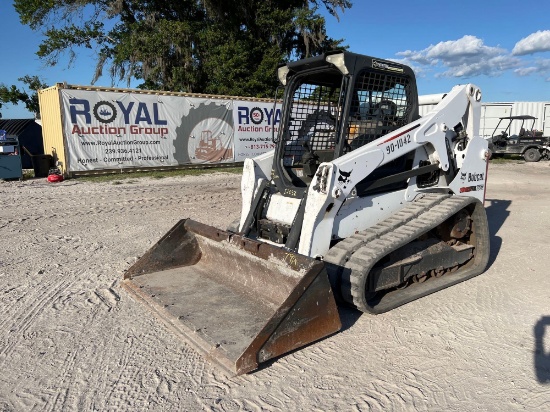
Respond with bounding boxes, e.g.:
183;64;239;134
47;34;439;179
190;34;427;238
122;51;490;376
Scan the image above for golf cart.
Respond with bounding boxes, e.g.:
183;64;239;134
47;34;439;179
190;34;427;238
488;115;549;162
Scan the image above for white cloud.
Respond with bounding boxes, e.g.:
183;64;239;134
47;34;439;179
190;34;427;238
425;35;504;61
396;35;520;78
389;57;430;78
514;67;538;76
394;50;434;66
512;30;550;56
437;55;522;78
395;34;550;82
514;59;550;81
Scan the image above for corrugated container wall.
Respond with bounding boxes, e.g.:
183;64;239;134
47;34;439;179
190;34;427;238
38;84;66;173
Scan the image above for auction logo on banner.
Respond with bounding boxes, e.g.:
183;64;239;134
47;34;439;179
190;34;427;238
237;105;281;133
69;98;169;136
93;101;117;123
233;102;282;161
249;107;264;124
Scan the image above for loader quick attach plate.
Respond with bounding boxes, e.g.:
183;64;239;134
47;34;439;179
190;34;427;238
121;219;341;376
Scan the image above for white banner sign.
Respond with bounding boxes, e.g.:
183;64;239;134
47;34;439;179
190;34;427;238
62;90;234;171
233;101;281;161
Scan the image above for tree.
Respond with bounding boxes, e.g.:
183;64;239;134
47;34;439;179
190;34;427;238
14;0;351;97
0;75;49;118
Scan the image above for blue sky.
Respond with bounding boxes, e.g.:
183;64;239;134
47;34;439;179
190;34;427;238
1;0;549;119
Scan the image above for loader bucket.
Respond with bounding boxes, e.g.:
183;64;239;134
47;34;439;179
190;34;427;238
121;219;341;376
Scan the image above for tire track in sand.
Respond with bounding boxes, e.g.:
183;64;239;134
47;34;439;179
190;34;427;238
42;285;121;412
0;190;239;230
0;278;72;366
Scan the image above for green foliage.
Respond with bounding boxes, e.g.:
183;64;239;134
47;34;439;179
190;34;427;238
13;0;351;97
0;75;48;117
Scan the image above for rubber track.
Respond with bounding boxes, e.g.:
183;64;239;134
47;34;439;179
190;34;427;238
324;193;485;314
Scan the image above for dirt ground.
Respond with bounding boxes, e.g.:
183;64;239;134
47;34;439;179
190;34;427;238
1;161;549;411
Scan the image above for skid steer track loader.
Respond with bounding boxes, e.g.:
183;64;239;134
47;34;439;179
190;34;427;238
122;51;490;376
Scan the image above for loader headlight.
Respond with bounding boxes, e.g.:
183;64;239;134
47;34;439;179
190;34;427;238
278;66;290;85
326;53;349;75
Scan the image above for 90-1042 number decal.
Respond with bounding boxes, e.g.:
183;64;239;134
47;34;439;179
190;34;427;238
385;134;412;155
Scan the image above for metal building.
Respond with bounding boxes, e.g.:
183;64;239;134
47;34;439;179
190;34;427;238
419;100;550;139
0;119;44;169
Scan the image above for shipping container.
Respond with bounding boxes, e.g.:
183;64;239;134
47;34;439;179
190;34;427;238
38;83;277;176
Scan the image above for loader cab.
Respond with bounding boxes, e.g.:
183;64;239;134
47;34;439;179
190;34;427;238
274;63;344;191
273;51;418;196
345;72;413;152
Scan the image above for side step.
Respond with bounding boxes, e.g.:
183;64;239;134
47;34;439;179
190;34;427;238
121;219;341;376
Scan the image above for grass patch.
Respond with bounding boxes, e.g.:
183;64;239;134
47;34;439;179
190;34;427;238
74;166;243;183
22;170;35;179
490;155;524;164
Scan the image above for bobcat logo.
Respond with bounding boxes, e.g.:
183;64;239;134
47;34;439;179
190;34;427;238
338;169;352;187
460;171;467;181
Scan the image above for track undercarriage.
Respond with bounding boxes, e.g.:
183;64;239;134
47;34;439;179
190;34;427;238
325;193;490;313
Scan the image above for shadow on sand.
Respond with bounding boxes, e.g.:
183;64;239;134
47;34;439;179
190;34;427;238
484;198;511;267
534;317;550;383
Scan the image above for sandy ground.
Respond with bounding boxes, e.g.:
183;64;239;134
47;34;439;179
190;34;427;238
1;161;549;411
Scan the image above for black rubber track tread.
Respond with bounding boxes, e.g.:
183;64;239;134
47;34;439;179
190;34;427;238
324;193;490;314
325;193;450;284
347;196;480;313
